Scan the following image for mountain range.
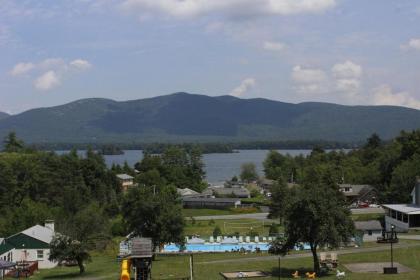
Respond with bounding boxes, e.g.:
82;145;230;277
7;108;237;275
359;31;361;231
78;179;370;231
1;92;420;143
0;112;9;120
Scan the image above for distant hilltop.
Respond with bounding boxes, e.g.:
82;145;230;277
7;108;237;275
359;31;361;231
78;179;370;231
1;92;420;143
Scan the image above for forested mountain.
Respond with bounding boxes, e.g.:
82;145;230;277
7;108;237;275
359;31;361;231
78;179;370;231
0;112;9;120
1;92;420;143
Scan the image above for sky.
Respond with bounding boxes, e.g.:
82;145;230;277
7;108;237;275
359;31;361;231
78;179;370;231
1;0;420;114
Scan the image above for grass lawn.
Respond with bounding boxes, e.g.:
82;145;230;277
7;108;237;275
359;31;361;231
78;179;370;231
182;207;260;217
352;213;384;222
23;242;420;280
184;218;280;238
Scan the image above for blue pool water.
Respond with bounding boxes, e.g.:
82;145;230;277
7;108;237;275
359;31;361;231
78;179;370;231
163;243;311;252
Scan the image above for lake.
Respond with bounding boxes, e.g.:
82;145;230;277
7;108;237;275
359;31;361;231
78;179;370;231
100;149;312;184
56;149;314;183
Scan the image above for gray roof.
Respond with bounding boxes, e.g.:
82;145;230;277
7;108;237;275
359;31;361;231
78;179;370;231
339;184;374;196
382;204;420;215
355;220;382;231
182;197;240;203
209;187;250;196
177;188;199;197
0;259;16;269
117;174;134;180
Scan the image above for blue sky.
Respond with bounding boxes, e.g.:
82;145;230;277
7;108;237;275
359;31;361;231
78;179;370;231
1;0;420;113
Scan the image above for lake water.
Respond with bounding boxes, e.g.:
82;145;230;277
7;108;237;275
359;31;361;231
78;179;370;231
56;149;313;183
101;149;312;184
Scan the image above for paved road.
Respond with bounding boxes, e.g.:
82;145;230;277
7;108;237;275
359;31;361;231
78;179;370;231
191;208;385;221
197;243;420;264
399;235;420;240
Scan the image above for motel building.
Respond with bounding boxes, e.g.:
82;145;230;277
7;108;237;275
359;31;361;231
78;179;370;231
382;179;420;232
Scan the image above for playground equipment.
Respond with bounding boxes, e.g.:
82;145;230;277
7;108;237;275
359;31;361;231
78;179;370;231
120;259;131;280
305;272;316;279
119;237;153;280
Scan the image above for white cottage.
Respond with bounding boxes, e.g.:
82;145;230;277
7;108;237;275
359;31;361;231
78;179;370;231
0;221;57;269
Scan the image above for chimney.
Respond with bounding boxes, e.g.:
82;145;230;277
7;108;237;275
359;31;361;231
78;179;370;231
44;220;55;232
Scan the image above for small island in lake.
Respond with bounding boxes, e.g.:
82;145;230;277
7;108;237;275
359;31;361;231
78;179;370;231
99;144;124;155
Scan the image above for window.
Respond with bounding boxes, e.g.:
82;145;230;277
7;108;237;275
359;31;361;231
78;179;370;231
344;187;351;192
37;250;44;260
368;230;372;236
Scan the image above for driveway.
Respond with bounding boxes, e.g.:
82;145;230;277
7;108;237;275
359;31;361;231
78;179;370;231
191;208;385;221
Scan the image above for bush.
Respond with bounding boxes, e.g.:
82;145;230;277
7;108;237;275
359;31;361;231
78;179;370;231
213;226;222;237
208;219;215;225
248;229;259;238
268;223;279;236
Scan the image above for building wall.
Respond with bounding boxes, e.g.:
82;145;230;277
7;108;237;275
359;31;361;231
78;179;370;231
362;230;382;242
4;248;57;269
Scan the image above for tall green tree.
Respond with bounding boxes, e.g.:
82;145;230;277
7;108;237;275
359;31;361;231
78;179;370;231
240;162;258;182
122;185;185;250
271;169;354;273
49;234;91;274
2;132;24;152
268;179;290;224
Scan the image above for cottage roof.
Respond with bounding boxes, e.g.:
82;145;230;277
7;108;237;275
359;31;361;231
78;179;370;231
338;184;374;196
382;204;420;215
355;220;382;231
209;187;250;196
22;224;54;244
177;188;199;197
117;174;134;180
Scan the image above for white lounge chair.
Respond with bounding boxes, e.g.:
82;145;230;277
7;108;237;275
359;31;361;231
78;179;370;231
245;236;251;243
239;236;243;243
255;236;259;243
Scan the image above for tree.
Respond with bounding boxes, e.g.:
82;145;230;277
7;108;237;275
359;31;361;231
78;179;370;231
268;179;289;224
272;169;354;273
240;162;258;182
3;132;24;152
213;226;222;238
49;234;91;274
122;185;185;250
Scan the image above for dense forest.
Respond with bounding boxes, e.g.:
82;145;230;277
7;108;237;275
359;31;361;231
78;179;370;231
0;133;204;249
264;130;420;203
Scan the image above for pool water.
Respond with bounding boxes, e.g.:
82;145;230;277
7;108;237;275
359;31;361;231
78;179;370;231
163;243;311;252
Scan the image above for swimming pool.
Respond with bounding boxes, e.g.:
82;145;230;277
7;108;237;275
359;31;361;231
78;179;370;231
163;243;311;252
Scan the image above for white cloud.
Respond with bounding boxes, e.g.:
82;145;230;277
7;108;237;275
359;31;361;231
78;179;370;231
291;66;328;95
372;85;420;110
34;71;61;91
291;65;327;84
263;41;286;51
230;78;256;97
70;59;92;70
121;0;336;19
10;62;35;76
331;60;362;97
401;38;420;51
291;61;363;99
331;60;362;79
10;57;92;91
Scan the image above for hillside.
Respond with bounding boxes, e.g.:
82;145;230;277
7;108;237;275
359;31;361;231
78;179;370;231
0;112;9;120
1;92;420;143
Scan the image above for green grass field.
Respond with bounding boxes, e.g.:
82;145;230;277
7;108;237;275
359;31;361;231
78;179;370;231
26;242;420;280
184;218;278;238
182;207;260;217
